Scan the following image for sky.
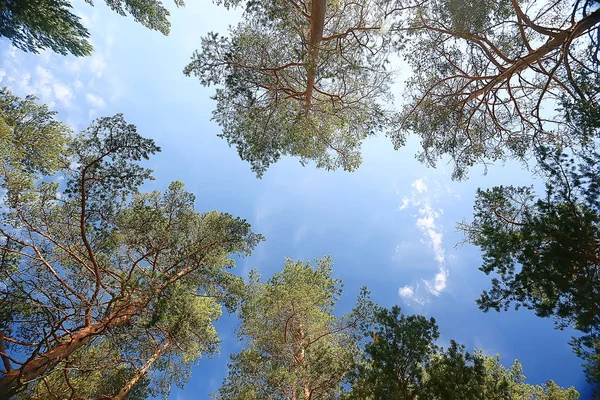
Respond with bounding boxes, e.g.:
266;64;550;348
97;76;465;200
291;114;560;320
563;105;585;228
0;0;593;398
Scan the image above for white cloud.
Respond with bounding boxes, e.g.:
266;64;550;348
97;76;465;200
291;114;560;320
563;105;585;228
398;283;427;306
398;197;410;210
64;58;84;74
36;65;52;81
53;83;73;107
34;66;53;97
424;268;448;296
5;46;16;60
85;93;106;108
416;204;445;264
396;177;450;300
89;55;106;78
398;285;414;298
412;178;428;193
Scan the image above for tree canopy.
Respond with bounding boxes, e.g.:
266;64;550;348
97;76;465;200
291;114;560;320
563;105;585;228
184;0;411;176
0;91;263;397
0;0;185;56
186;0;600;179
0;88;71;180
397;0;600;179
213;259;578;400
214;257;372;400
347;305;580;400
460;146;600;392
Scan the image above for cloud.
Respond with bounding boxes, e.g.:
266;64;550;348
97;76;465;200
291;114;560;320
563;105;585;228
53;83;73;106
89;54;106;78
396;177;450;301
412;178;428;193
424;268;448;296
398;283;426;306
85;93;106;108
398;197;410;210
398;285;414;298
416;204;445;264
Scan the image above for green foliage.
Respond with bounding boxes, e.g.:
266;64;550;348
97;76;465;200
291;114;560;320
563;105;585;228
17;338;154;400
185;0;399;177
347;305;579;399
0;94;263;397
0;0;184;56
21;286;223;399
347;305;439;399
460;147;600;392
214;257;372;400
0;87;71;193
395;0;600;179
0;0;93;55
186;0;600;179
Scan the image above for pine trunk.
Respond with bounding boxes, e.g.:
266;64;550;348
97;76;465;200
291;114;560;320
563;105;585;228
305;0;326;109
0;303;143;399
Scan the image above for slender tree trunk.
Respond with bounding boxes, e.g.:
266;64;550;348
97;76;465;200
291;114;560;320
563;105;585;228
112;339;171;400
305;0;326;109
466;8;600;102
0;303;143;399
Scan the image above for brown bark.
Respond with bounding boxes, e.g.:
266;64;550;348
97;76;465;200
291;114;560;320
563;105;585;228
303;384;312;400
0;303;143;399
112;339;171;400
466;8;600;102
305;0;326;109
0;333;12;373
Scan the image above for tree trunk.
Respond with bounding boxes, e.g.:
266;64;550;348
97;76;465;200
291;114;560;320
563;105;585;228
0;333;12;373
305;0;326;109
112;339;171;400
0;303;143;399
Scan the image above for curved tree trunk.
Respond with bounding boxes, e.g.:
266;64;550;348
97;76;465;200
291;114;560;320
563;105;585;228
0;303;143;399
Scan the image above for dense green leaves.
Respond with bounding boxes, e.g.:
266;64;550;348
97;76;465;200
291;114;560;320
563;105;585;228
215;257;372;400
397;0;600;179
0;0;184;56
20;286;222;399
348;305;439;399
186;0;600;179
0;88;71;189
185;0;404;177
461;147;600;392
0;0;93;56
347;305;579;400
0;93;263;397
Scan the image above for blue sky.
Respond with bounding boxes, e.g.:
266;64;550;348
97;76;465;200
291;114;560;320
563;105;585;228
0;0;592;397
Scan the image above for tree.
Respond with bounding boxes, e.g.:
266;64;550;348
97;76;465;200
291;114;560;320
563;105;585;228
186;0;600;179
0;102;263;397
18;282;222;399
422;343;579;400
347;305;579;399
0;0;184;56
346;305;439;400
396;0;600;179
213;257;372;400
459;147;600;392
0;88;71;182
184;0;412;177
